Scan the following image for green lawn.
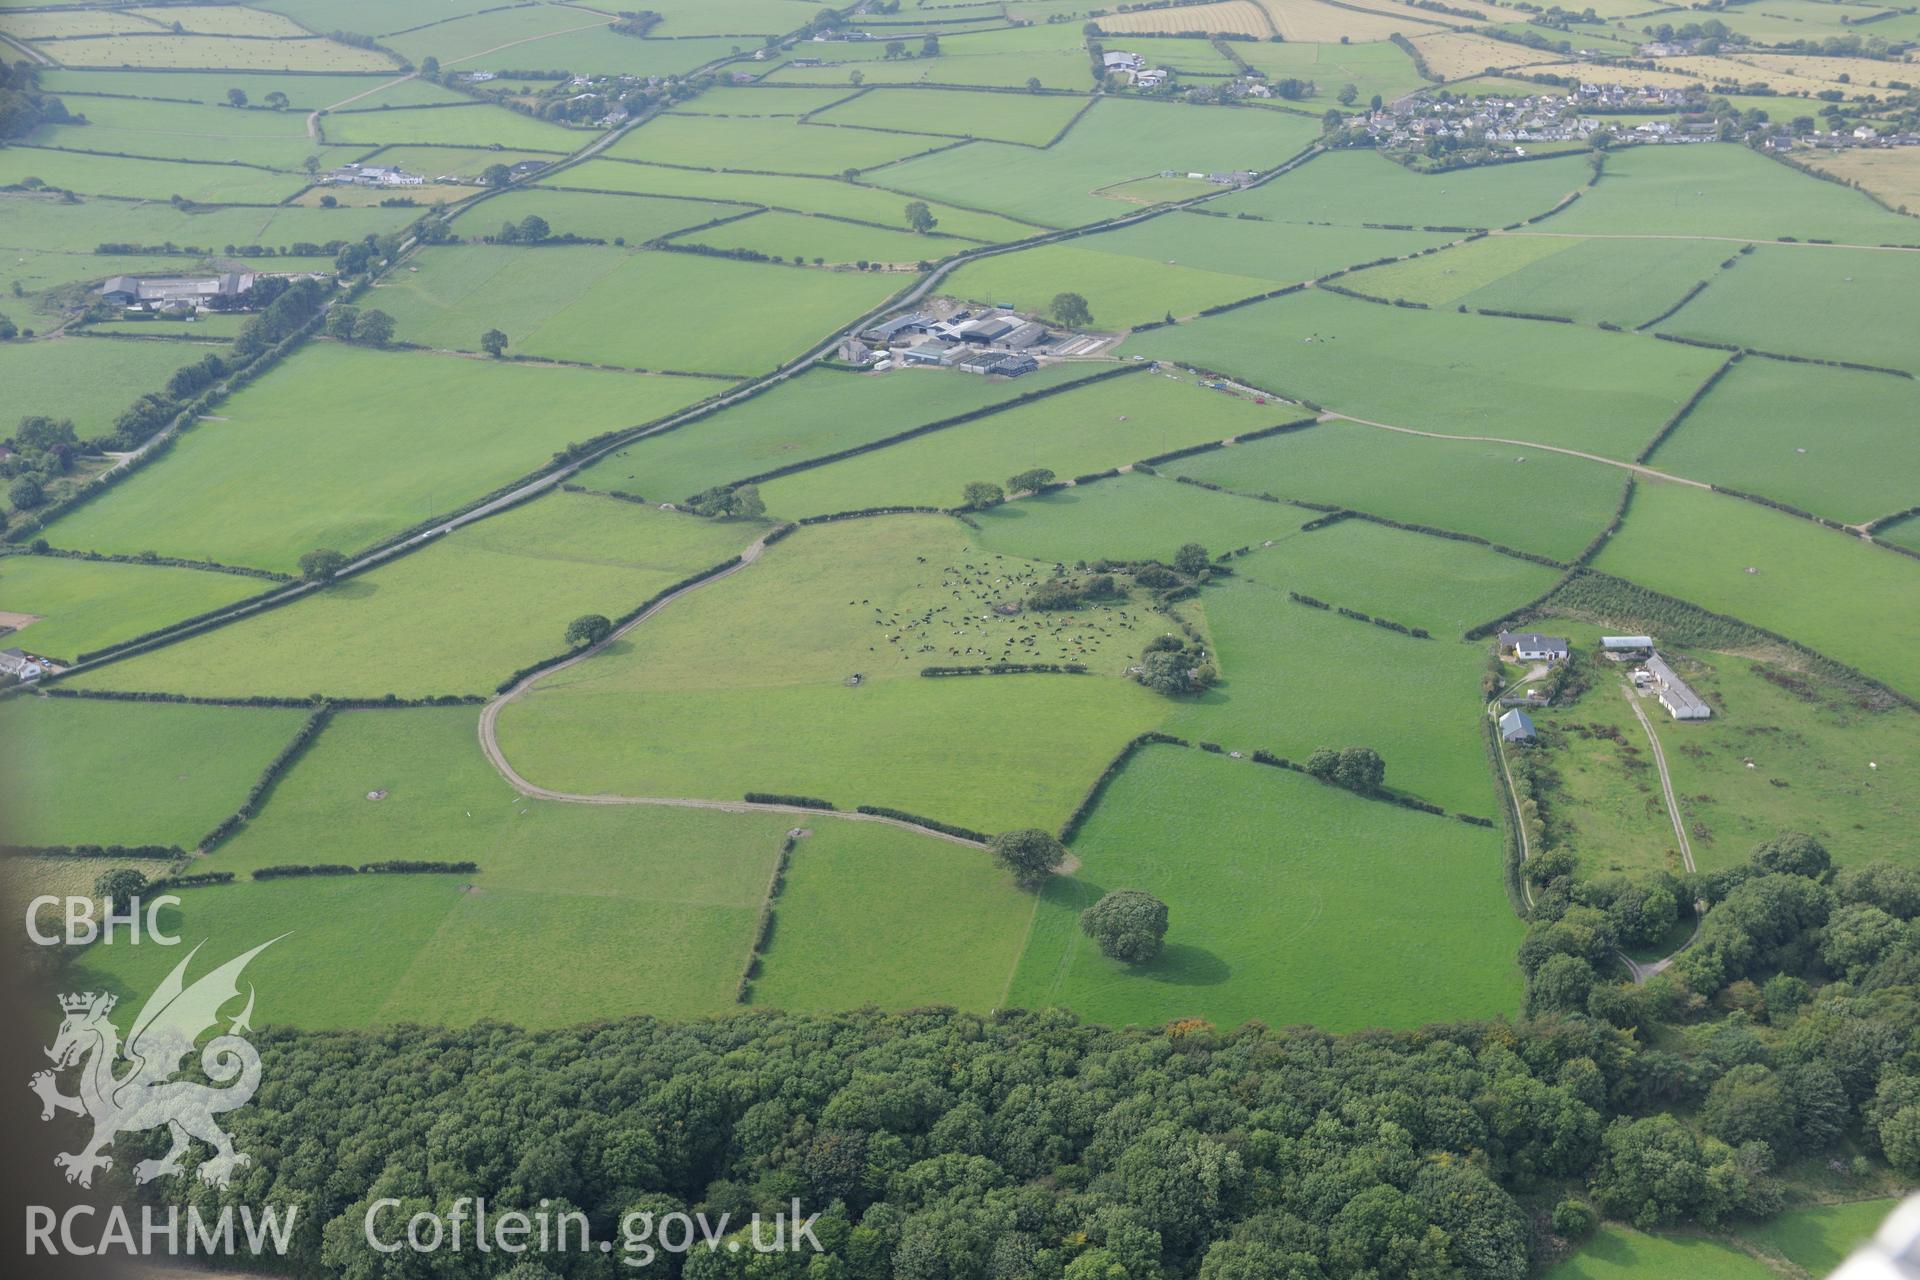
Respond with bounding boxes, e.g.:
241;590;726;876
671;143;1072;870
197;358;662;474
1125;288;1727;459
66;492;753;699
43;344;714;572
495;515;1171;833
809;87;1093;147
1005;745;1524;1032
1545;1225;1778;1280
1595;482;1920;698
1736;1199;1897;1276
0;696;307;848
748;821;1034;1012
1659;245;1920;374
1178;418;1627;564
1213;148;1589;229
872;97;1320;228
575;362;1097;502
608;113;955;176
1165;571;1503;815
1648;357;1920;525
68;705;794;1028
0;337;232;439
757;372;1286;516
970;472;1307;565
372;244;901;375
1548;143;1919;244
0;555;269;663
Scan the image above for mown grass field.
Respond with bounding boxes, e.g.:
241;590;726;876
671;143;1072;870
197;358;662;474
1125;288;1726;458
1549;143;1919;244
453;188;735;245
550;159;1044;241
372;244;900;375
970;471;1305;565
69;705;794;1028
1005;746;1523;1032
0;148;310;203
0;696;307;849
1648;357;1920;524
1792;147;1920;213
0;190;414;254
609;114;955;176
0;555;268;663
41;34;397;71
1659;246;1920;374
43;344;713;572
121;6;312;37
496;516;1171;833
353;144;555;182
0;336;228;439
1072;212;1453;283
1213;148;1587;228
1166;571;1502;814
38;70;463;110
757;372;1284;516
942;242;1283;329
30;96;322;167
1593;482;1920;698
669;86;859;117
68;493;754;699
577;363;1096;501
872;97;1320;228
1177;419;1626;563
809;87;1091;147
320;102;587;150
1735;1199;1899;1276
1544;1224;1776;1280
748;822;1034;1012
673;209;973;265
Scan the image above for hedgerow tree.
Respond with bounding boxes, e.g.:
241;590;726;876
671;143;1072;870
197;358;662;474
481;329;508;358
1173;542;1211;576
1051;291;1092;327
353;309;395;347
566;614;613;648
1007;468;1054;494
991;828;1065;889
961;481;1004;510
93;868;147;912
904;201;937;233
1081;890;1168;963
298;548;347;581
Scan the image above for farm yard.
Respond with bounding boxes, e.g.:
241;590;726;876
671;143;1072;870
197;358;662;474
3;9;1918;1270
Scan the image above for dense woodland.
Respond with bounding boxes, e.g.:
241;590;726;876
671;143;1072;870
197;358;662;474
114;835;1916;1280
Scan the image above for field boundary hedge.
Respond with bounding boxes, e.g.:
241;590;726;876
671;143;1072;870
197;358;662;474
736;832;799;1004
852;806;989;844
38;688;481;709
195;704;332;855
2;843;181;861
1059;731;1188;843
743;792;835;810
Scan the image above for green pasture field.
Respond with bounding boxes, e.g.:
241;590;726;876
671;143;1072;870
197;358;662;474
0;149;309;203
32;95;318;165
1545;1225;1776;1280
1658;246;1920;375
1648;357;1920;525
70;492;754;699
576;363;1096;502
1177;419;1626;563
1705;0;1920;43
748;821;1034;1012
768;47;1093;91
1125;288;1727;458
0;697;306;848
0;190;414;254
82;314;251;339
1005;745;1524;1032
320;102;587;150
1454;75;1573;98
642;0;841;36
42;344;713;572
1736;1199;1899;1276
0;11;158;39
1548;143;1918;244
1165;572;1503;814
1096;174;1217;205
942;241;1282;328
549;159;1047;240
41;34;398;72
38;70;460;110
355;145;556;182
756;371;1288;516
0;249;282;301
1212;148;1588;229
969;471;1305;565
0;555;266;663
1075;208;1453;281
871;97;1320;227
610;114;954;176
0;336;224;438
70;705;795;1028
494;515;1171;833
672;209;977;264
1344;232;1733;326
372;244;899;375
456;31;752;79
250;0;519;36
1232;517;1562;638
1878;515;1920;554
1095;37;1236;77
378;4;615;67
669;86;860;117
1593;482;1920;698
453;188;735;244
1234;39;1428;108
809;87;1092;147
123;7;310;37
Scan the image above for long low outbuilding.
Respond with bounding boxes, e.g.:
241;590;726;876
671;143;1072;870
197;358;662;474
1645;653;1711;720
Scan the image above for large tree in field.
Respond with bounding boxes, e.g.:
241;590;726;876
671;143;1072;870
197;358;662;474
566;614;613;648
1081;890;1168;963
904;201;937;234
1050;292;1092;328
991;828;1065;889
961;481;1004;511
93;869;148;912
481;329;508;358
299;548;348;581
353;309;395;347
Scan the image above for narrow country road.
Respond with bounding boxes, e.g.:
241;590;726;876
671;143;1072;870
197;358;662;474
1616;681;1705;984
474;526;997;852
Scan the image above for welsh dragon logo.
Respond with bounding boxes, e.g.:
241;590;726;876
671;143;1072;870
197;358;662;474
30;938;279;1190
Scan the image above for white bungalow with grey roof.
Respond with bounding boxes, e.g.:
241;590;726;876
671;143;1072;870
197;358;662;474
1497;631;1570;663
0;648;46;682
1499;708;1536;742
